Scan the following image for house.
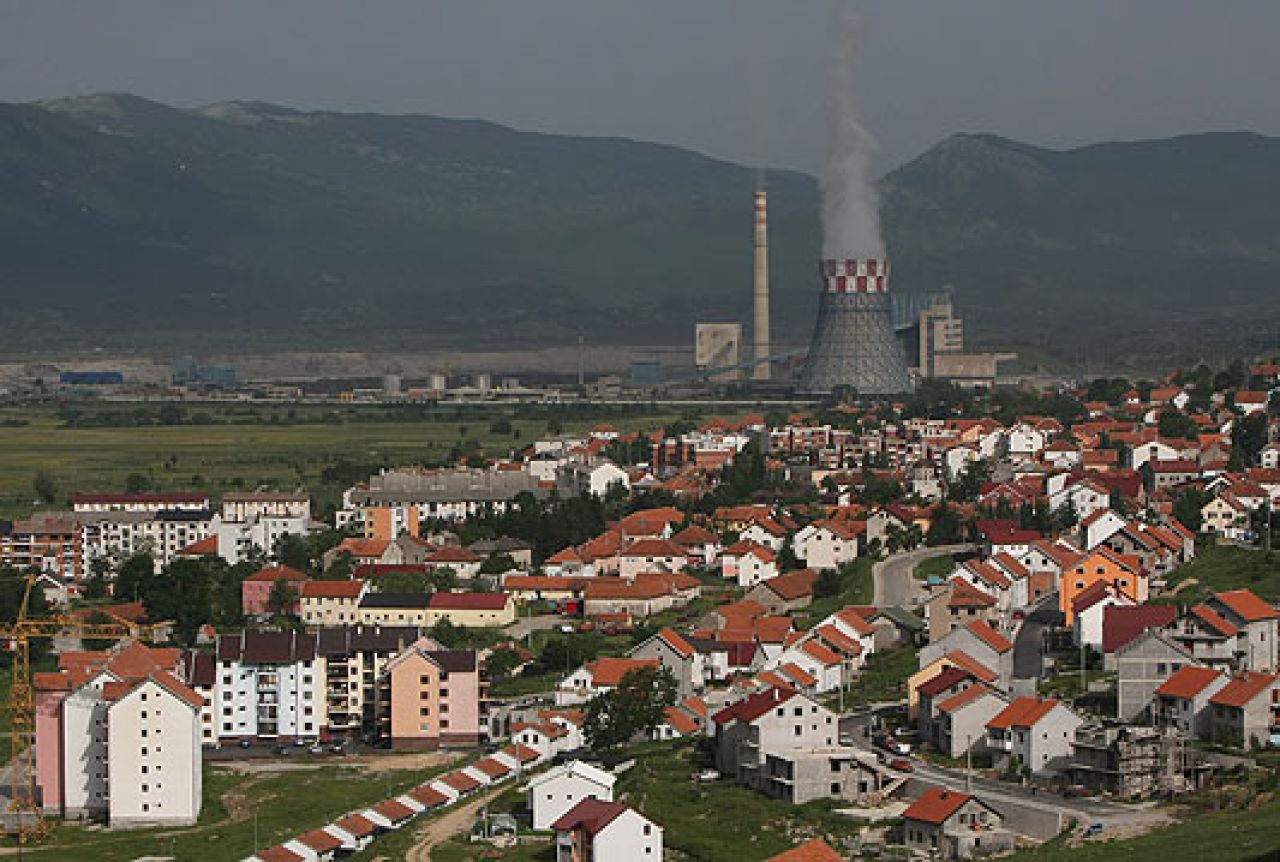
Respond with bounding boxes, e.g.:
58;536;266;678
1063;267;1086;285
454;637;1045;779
552;799;662;862
1114;628;1194;722
1072;581;1135;650
555;658;660;706
901;788;1012;860
384;636;485;749
241;565;309;618
712;687;837;787
356;592;433;627
426;592;516;628
760;747;890;805
919;621;1014;688
556;460;631;499
1070;723;1185;797
934;684;1009;759
1200;494;1251;540
1059;547;1148;625
1208;672;1280;749
618;538;687;579
791;520;861;571
908;651;999;720
1202;589;1280;672
1152;666;1229;738
720;541;780;588
528;760;616;830
985;696;1083;775
746;569;819;614
629;628;705;697
926;579;998;642
670;524;722;566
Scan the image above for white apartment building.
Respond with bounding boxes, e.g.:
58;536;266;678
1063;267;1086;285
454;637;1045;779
214;631;321;741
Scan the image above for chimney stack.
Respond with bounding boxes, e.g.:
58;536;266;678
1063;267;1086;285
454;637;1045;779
752;190;770;381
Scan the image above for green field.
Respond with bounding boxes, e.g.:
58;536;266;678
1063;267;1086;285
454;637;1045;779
914;554;956;581
794;557;875;629
0;404;691;518
1159;545;1280;604
6;756;458;861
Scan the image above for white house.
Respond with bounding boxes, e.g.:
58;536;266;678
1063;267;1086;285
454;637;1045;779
528;760;617;830
720;541;779;588
553;799;663;862
791;520;860;571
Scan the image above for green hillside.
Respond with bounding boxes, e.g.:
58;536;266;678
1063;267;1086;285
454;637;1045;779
3;94;1279;364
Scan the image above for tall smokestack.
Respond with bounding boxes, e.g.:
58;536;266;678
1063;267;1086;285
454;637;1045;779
752;190;770;381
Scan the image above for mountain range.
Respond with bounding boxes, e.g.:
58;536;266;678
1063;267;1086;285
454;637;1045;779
2;93;1278;367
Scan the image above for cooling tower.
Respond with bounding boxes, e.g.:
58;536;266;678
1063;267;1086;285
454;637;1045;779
796;258;913;396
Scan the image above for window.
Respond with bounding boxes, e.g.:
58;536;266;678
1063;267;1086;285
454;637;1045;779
831;783;841;795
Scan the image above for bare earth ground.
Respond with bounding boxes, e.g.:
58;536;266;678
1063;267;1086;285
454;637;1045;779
401;787;503;862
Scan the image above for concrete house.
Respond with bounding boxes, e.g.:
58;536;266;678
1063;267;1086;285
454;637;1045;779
1203;589;1280;672
902;788;1012;860
552;799;662;862
746;569;819;614
791;520;861;571
712;687;838;787
986;696;1083;776
760;747;890;805
1152;666;1229;738
919;620;1014;688
528;760;616;831
555;658;659;706
1208;672;1280;749
629;628;705;697
1115;628;1194;721
935;684;1009;759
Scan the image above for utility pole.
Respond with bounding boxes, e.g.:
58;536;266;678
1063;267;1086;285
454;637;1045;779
965;735;972;793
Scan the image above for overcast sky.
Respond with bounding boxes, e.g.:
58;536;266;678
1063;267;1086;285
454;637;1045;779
2;0;1277;173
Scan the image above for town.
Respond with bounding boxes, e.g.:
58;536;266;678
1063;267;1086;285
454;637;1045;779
1;358;1278;861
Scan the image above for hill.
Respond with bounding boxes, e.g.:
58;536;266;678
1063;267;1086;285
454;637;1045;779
2;95;1279;364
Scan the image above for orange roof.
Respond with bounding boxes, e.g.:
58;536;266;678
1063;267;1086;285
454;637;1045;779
1190;604;1240;637
472;757;513;779
441;771;481;793
1213;589;1280;623
336;538;391;558
815;624;864;656
622;538;685;558
766;839;845;862
502;743;540;764
586;657;659;686
713;598;768;624
245;565;309;583
948;579;996;609
903;787;975;825
335;814;377;837
1155;666;1224;700
778;662;817;687
1209;672;1279;709
758;569;818;600
301;580;363;599
834;608;877;637
800;639;843;667
258;846;306;862
937;683;996;715
178;535;218;556
373;798;415;822
943;650;998;684
987;696;1061;730
664;706;700;735
964;620;1013;653
658;627;695;658
296;829;343;853
408;785;449;808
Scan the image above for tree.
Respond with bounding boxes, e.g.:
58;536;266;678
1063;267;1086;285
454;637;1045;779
124;472;154;493
814;569;843;599
428;617;466;649
267;578;299;616
1172;488;1213;533
479;554;518;576
926;502;963;546
583;666;677;751
274;532;312;573
1157;410;1198;440
949;460;991;503
32;471;58;504
322;551;356;581
115;553;157;603
1231;412;1268;469
376;570;433;593
484;647;523;679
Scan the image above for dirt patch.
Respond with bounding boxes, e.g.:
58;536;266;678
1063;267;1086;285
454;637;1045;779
404;788;502;862
1166;577;1198;596
356;751;456;775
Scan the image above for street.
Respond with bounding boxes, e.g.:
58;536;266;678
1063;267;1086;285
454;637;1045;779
872;544;974;608
1012;593;1062;680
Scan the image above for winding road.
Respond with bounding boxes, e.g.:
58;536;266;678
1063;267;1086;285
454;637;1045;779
872;544;974;608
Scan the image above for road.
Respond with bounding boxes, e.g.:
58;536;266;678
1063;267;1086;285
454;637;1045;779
505;613;576;641
1012;593;1062;680
404;787;504;862
872;544;974;608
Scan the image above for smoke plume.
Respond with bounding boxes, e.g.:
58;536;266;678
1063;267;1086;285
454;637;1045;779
821;7;884;259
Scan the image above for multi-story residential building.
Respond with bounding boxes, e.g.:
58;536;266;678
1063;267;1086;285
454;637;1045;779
2;515;85;581
629;628;705;697
791;521;861;571
300;580;367;627
1202;590;1280;672
1070;723;1184;797
82;509;216;572
384;636;487;749
1152;666;1230;738
1114;628;1193;721
35;641;203;827
317;625;421;740
221;491;311;522
760;747;889;805
556;658;660;707
214;631;321;742
338;467;546;527
72;492;210;514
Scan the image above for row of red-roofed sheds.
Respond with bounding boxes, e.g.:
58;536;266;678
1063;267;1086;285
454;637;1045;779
246;743;542;862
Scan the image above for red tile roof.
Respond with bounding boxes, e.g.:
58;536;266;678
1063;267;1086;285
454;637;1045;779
1102;604;1178;653
964;620;1013;653
1209;672;1279;709
334;813;377;837
917;666;973;699
301;580;363;599
758;569;818;600
664;706;700;735
408;786;449;808
1212;589;1280;623
428;592;510;611
1190;604;1240;638
815;624;864;656
766;839;845;862
1155;666;1225;700
902;787;974;825
296;829;343;853
441;771;481;793
257;845;306;862
987;696;1061;730
373;798;415;822
942;650;998;683
712;686;797;725
550;798;634;835
937;683;997;715
585;657;660;687
948;579;996;609
245;565;309;583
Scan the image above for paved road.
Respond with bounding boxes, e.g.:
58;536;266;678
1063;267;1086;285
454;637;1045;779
872;544;974;608
504;613;576;641
1012;593;1062;680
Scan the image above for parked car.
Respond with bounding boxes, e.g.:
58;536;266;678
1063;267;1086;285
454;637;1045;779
888;758;913;772
696;769;720;782
237;739;252;749
873;734;911;756
271;744;290;756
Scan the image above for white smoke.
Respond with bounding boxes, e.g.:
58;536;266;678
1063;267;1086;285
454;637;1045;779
821;6;885;260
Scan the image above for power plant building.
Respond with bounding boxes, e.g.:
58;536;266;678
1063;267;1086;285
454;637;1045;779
796;258;913;396
695;323;743;382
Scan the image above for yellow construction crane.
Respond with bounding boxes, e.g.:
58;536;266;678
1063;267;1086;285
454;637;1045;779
1;573;159;843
